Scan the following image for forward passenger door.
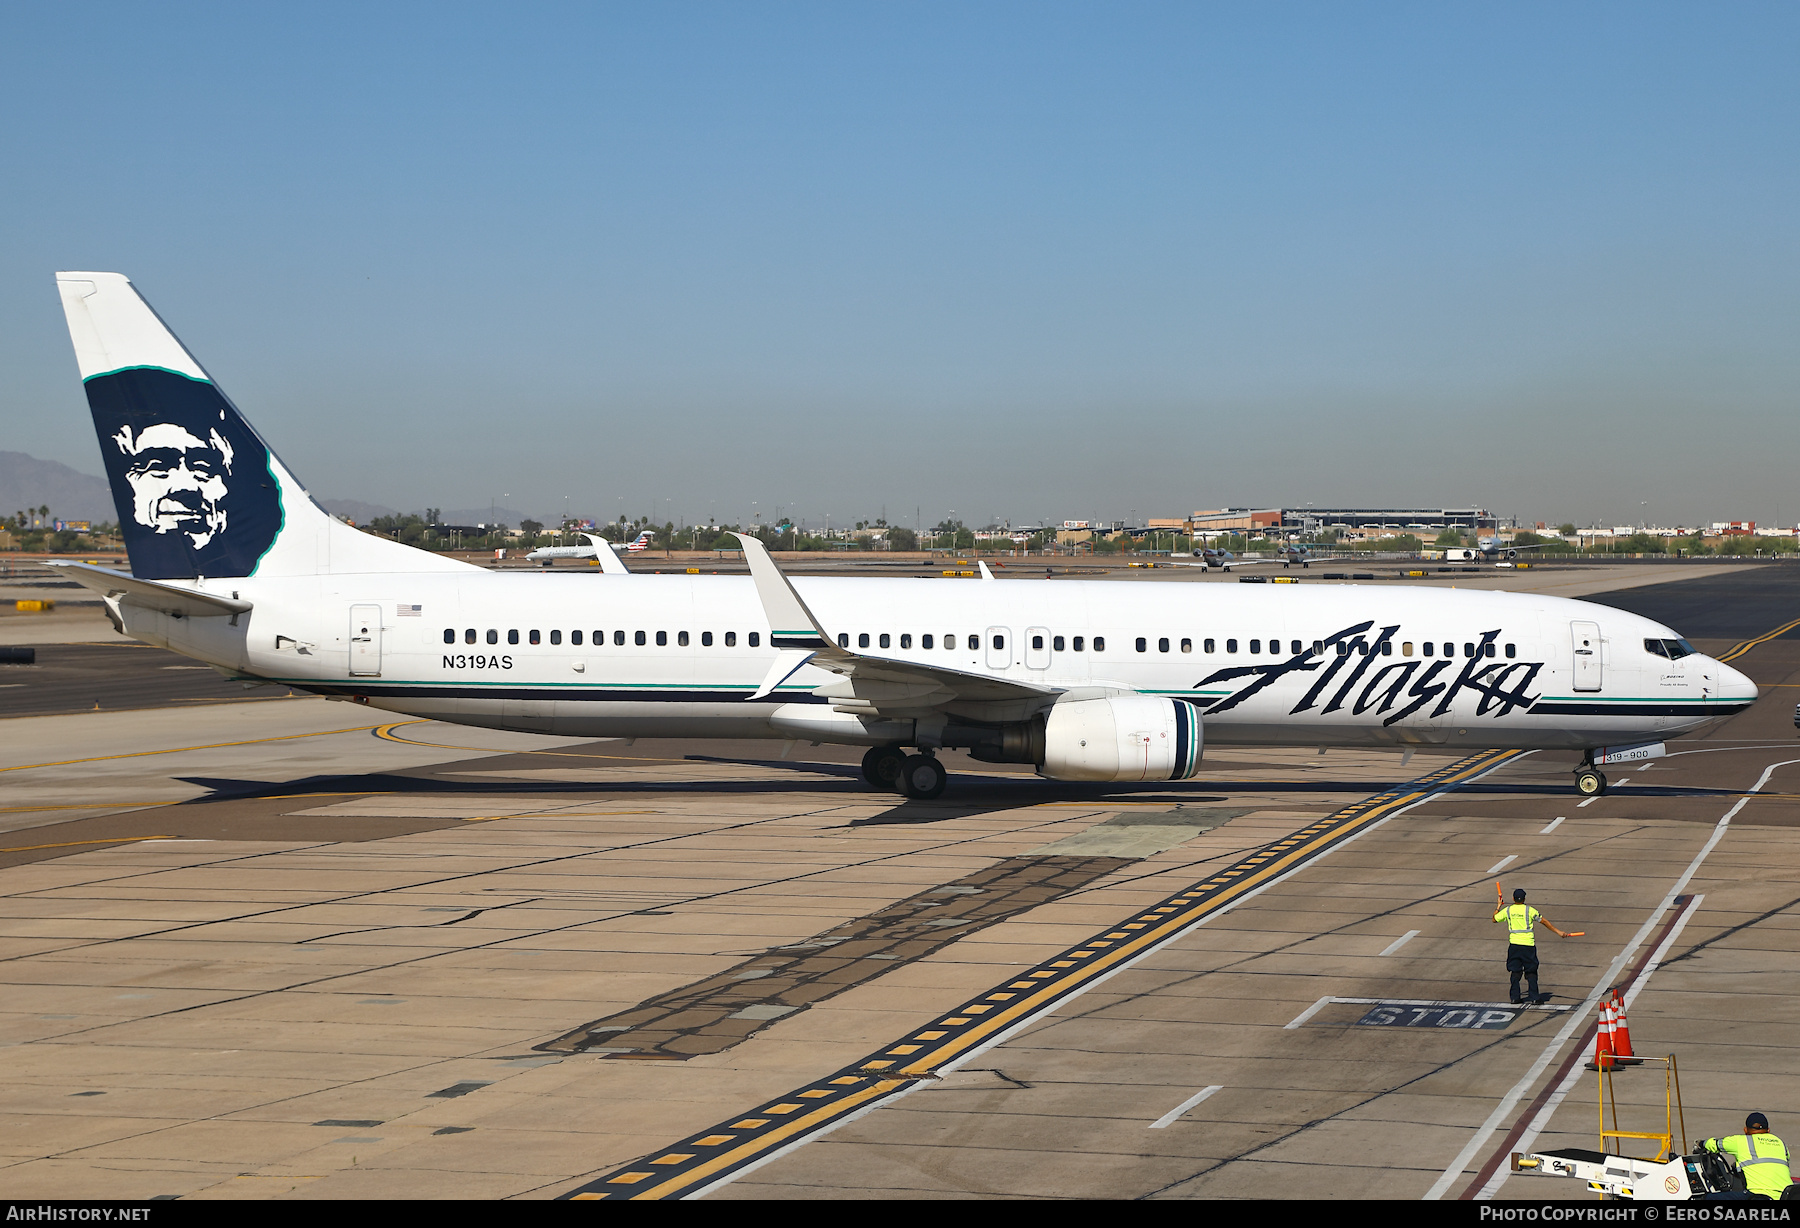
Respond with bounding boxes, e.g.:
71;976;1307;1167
1571;621;1602;692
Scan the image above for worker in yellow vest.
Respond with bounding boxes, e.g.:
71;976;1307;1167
1494;887;1576;1004
1703;1114;1791;1199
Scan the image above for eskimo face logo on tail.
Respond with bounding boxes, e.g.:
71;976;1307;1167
84;367;284;579
112;422;234;549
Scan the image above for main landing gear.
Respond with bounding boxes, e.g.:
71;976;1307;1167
896;753;947;800
861;745;905;790
860;745;948;800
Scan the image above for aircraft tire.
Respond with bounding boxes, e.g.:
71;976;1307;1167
861;745;906;790
1575;768;1607;797
897;754;947;800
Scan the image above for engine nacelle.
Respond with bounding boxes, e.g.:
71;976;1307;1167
1040;695;1203;782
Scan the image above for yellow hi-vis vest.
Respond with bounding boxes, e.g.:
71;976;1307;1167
1707;1133;1791;1199
1494;903;1540;947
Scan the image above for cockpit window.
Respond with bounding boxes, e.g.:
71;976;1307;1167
1648;637;1695;660
1644;638;1669;659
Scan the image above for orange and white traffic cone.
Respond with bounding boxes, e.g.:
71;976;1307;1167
1586;997;1616;1071
1609;989;1643;1065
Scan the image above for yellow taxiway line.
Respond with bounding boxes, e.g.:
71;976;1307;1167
563;746;1524;1200
1721;615;1800;664
372;721;673;762
0;835;176;854
0;724;381;775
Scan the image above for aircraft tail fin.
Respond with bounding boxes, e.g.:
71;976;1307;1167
55;272;473;580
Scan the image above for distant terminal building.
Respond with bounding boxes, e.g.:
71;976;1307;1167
1188;507;1498;538
1188;509;1286;535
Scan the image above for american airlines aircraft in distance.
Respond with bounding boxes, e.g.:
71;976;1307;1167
525;532;647;568
49;272;1756;801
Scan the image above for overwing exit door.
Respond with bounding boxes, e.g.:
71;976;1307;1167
350;604;383;677
986;627;1012;671
1571;621;1601;692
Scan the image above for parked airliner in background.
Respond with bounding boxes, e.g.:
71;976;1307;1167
1274;544;1319;568
525;532;649;567
48;272;1756;800
1183;544;1327;571
1441;537;1559;564
1184;546;1269;571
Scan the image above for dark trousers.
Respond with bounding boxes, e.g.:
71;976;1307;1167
1507;944;1540;1002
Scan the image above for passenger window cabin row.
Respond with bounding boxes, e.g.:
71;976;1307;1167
445;628;761;648
1138;638;1518;659
444;626;1519;661
835;632;1107;652
830;633;1517;659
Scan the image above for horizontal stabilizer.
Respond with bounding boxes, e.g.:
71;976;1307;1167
48;561;252;618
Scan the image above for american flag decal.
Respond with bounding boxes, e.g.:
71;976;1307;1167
397;604;422;617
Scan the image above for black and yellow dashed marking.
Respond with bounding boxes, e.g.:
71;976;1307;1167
1720;615;1800;664
563;747;1524;1200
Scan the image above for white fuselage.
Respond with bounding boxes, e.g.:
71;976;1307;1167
120;572;1756;753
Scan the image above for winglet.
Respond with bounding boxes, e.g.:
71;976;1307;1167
730;533;844;654
582;533;629;576
978;560;995;581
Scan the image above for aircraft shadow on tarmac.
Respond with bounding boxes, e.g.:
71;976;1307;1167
166;762;1741;804
168;754;1744;828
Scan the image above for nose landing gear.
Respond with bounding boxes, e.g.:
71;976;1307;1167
1575;765;1608;797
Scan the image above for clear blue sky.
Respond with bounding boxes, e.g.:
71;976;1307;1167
3;3;1795;529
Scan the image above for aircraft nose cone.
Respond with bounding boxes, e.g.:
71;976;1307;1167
1719;660;1759;702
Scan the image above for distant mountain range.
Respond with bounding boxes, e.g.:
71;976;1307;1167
0;451;115;522
1;451;562;530
319;498;400;524
319;500;542;527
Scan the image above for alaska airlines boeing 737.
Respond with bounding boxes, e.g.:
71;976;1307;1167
48;272;1756;800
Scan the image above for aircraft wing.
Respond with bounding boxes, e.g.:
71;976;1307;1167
48;561;252;618
731;533;1056;717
